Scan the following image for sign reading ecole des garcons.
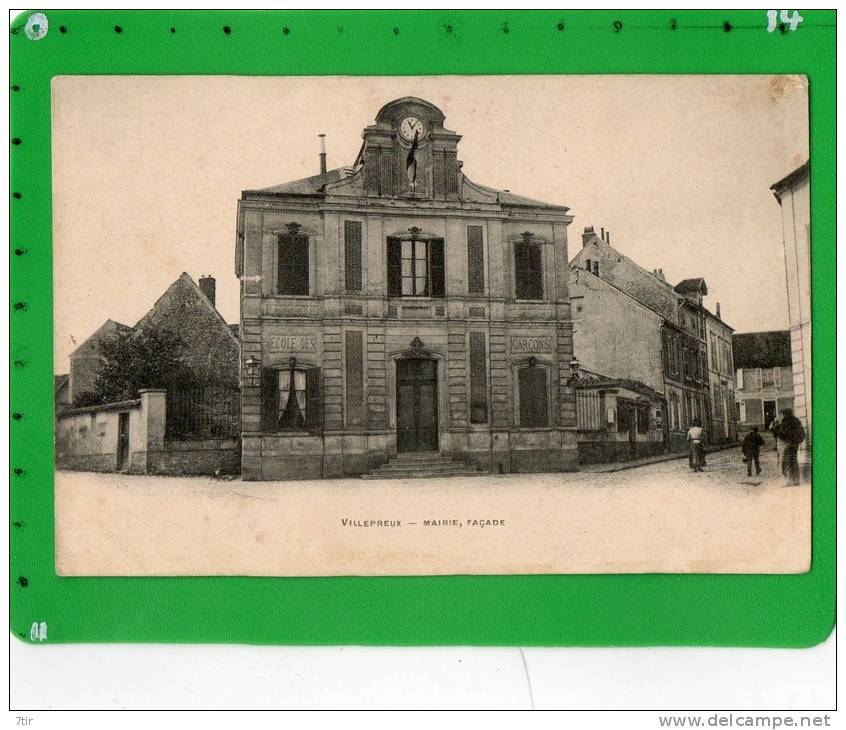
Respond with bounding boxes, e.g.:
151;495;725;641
510;336;552;354
267;335;317;353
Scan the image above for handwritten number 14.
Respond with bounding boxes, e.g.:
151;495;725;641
767;10;804;32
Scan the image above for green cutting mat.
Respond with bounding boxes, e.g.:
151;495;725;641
9;9;835;646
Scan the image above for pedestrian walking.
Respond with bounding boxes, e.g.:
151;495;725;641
778;408;806;486
686;421;705;472
742;426;764;477
770;415;782;458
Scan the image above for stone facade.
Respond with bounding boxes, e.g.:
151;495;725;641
235;97;578;480
771;163;811;443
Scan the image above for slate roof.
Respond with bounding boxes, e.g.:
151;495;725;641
469;181;567;210
674;277;708;295
732;330;792;369
244;167;357;196
244;167;566;209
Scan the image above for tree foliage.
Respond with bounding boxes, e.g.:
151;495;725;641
91;327;191;404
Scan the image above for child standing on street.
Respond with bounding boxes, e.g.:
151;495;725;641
742;426;764;477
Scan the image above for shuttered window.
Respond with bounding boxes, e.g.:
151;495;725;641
429;238;445;297
467;226;484;294
469;332;488;424
278;234;309;295
344;221;363;292
515;241;543;300
345;331;364;427
386;237;445;298
518;366;549;427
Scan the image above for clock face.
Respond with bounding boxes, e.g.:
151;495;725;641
399;116;425;142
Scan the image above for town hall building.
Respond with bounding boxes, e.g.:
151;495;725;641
235;97;578;480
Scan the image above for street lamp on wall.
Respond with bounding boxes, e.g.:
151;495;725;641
569;356;582;382
244;355;260;387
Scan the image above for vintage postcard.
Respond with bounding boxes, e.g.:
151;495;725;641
52;75;811;576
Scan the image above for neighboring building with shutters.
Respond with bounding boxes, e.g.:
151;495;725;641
570;227;726;452
733;330;794;436
235;96;578;480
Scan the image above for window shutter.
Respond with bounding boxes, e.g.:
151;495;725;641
519;367;549;427
467;226;485;294
469;332;488;424
278;234;309;295
345;331;364;427
261;368;279;432
429;238;445;297
756;368;763;390
387;239;402;297
515;243;530;299
774;366;781;388
344;221;363;292
736;368;744;389
305;367;321;432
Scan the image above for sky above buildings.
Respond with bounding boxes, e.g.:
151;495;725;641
53;75;809;371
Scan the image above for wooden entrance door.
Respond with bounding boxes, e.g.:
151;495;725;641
117;412;130;470
396;358;439;452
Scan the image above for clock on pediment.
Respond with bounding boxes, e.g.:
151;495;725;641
399;115;426;143
360;97;462;200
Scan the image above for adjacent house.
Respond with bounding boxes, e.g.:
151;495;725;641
56;273;241;475
67;273;239;406
570;227;736;452
235;96;578;480
771;162;811;450
733;330;794;435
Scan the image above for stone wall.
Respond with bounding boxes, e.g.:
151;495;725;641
57;389;241;476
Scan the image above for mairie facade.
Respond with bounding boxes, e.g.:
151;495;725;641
235;97;578;480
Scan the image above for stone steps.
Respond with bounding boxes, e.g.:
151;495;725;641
362;452;485;480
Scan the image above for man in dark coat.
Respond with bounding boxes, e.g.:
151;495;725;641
778;408;806;486
742;426;764;476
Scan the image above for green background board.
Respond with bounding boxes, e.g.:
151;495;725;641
9;9;835;646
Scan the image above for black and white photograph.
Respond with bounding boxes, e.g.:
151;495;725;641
51;75;811;576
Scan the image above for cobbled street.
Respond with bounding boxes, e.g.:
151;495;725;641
55;445;810;577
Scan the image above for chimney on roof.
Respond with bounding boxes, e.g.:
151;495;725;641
716;302;721;319
600;227;605;240
582;226;596;247
318;133;327;175
654;268;665;282
199;275;216;308
605;230;611;243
